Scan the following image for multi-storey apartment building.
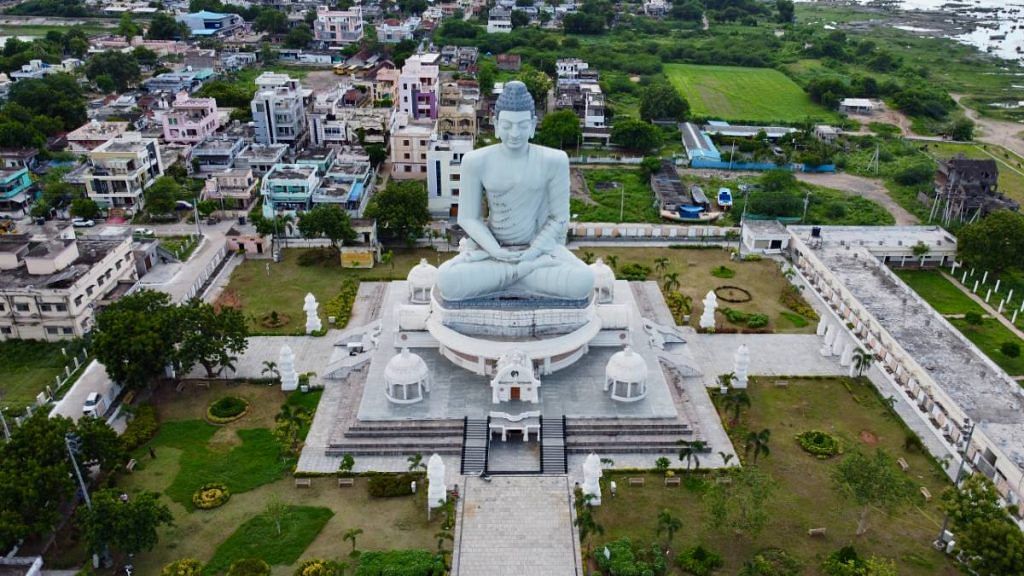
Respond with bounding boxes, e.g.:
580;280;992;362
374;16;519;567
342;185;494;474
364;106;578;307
0;232;137;341
162;92;225;144
398;53;439;121
83;133;165;215
0;168;35;215
389;113;433;179
202;168;258;214
235;143;288;177
313;4;364;47
426;135;473;217
251;72;311;148
377;17;420;43
190;135;246;173
260;163;321;218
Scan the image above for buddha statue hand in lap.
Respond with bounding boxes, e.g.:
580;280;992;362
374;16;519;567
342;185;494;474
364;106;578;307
436;81;594;302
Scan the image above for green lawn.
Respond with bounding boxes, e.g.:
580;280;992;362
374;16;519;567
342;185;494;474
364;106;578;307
571;167;660;223
204;506;334;575
0;340;71;410
949;317;1024;377
894;270;985;315
594;377;956;576
219;248;453;334
665;64;839;123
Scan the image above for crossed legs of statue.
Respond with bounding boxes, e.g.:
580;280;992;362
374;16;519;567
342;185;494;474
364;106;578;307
437;245;593;302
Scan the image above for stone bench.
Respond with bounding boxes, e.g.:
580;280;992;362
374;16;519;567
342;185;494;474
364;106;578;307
808;527;827;537
628;477;645;487
897;458;909;473
920;486;932;502
337;477;355;488
774;380;790;388
664;476;681;487
295;478;312;488
125;458;138;473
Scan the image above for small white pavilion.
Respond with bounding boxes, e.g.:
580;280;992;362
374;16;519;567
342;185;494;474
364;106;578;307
604;346;649;402
407;258;439;304
589;258;615;303
384;348;431;404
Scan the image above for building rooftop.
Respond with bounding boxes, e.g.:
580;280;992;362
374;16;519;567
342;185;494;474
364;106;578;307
238;143;288;161
266;164;317;181
790;225;1024;472
0;238;125;290
67;121;130;141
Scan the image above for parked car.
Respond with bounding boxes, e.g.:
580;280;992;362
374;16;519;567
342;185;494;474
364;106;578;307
71;218;95;228
82;392;107;418
175;200;194;211
206;216;220;225
133;227;155;237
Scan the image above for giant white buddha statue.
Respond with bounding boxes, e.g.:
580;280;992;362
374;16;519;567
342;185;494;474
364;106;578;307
436;81;594;302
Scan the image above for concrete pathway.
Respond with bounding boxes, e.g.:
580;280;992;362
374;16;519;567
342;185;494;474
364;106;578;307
941;271;1024;342
453;475;581;576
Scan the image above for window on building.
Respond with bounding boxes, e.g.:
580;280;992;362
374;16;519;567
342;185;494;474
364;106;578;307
46;326;59;335
419;140;426;146
15;303;29;312
39;304;52;312
452;188;460;196
62;327;73;335
0;302;5;311
86;286;94;296
420;166;426;172
404;166;411;172
403;153;410;159
115;261;122;270
452;174;461;181
56;303;67;312
403;140;409;146
74;295;83;306
0;326;11;335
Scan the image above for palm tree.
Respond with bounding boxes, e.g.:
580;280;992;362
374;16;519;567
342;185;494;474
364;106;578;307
343;527;363;555
407;453;426;472
261;360;279;381
605;254;618;271
654;257;670;277
662;272;681;293
718;451;735;467
677;439;706;471
852;348;873;377
717;372;736;391
744;429;771;464
574;492;604;562
655;509;682;550
719;388;750;427
582;251;596;264
381;250;394;274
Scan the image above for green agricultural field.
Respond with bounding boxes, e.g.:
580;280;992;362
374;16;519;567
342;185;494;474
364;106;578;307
665;64;839;123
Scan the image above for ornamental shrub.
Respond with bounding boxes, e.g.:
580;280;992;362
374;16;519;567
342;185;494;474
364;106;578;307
740;548;801;576
795;430;842;459
227;559;271;576
676;544;724;576
192;482;231;509
322;278;360;328
710;265;735;279
367;473;421;498
161;559;203;576
122;404;159;450
1001;341;1020;358
294;559;341;576
207;396;249;423
594;538;667;576
354;550;445;576
779;285;818;321
618;262;652;281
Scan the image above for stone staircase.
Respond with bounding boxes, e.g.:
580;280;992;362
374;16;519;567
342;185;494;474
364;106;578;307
461;418;489;475
540;416;567;474
564;418;704;455
326;420;463;457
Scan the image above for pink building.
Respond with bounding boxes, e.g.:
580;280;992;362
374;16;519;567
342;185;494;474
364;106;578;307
398;53;439;121
314;5;364;47
162;92;224;144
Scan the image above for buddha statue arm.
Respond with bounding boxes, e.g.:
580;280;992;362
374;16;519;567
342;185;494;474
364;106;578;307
522;151;570;261
456;153;518;262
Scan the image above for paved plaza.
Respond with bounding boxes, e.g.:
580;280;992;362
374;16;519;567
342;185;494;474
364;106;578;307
453;475;581;576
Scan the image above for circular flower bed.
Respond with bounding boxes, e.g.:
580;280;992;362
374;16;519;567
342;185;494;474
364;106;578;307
162;559;203;576
714;285;753;303
796;430;842;459
207;396;249;424
192;482;231;509
259;311;291;329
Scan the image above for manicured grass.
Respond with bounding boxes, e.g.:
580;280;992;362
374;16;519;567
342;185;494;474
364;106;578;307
203;506;334;575
220;248;453;334
587;247;815;334
949;317;1024;376
665;64;839;123
571;168;659;223
894;270;985;315
110;382;443;575
593;377;956;576
779;311;809;328
0;340;71;410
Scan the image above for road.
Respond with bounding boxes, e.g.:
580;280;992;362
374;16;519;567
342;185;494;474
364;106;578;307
795;172;920;225
953;94;1024;160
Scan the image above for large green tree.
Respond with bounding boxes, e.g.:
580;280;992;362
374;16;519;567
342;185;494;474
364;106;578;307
957;518;1024;575
639;83;689;122
92;290;180;389
85;51;141;92
8;73;86;131
116;12;141;40
284;24;314;49
77;489;174;557
364;181;430;244
253;8;289;33
534;109;582;150
176;300;249;378
702;465;775;538
941;474;1007;532
957;210;1024;272
146;12;189;40
144;176;183;215
610;119;661;153
516;65;552;108
832;449;915;535
296;204;358;249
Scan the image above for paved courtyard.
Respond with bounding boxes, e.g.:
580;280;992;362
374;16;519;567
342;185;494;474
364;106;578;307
453;475;581;576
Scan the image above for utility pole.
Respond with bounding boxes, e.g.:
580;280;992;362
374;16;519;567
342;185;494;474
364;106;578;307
0;407;10;443
619;184;625;222
934;418;976;551
65;433;92;510
801;190;811;223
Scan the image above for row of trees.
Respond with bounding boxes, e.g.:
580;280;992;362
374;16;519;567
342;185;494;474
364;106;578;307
93;291;249;389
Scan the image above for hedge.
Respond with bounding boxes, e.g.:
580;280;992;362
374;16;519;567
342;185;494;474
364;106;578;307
207;396;249;424
354;550;445;576
227;559;271;576
367;472;423;498
122;404;159;451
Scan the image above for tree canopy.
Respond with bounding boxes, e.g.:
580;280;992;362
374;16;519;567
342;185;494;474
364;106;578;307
610;119;662;152
296;204;358;249
534;109;581;150
85;51;141;92
832;449;915;535
639;83;689;122
957;210;1024;272
92;290;180;389
176;300;249;378
364;181;430;244
77;489;174;556
147;12;189;40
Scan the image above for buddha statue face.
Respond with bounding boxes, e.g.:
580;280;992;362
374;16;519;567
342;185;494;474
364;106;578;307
494;109;536;152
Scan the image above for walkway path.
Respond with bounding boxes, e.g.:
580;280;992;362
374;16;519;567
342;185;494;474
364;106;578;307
453;475;581;576
940;271;1024;342
952;94;1024;160
795;172;919;225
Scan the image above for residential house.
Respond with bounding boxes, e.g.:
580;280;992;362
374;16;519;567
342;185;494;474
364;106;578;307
162;92;225;144
190;135;246;172
398;53;439;121
202;168;258;214
317;154;374;216
251;72;311;148
838;98;875;115
487;7;512;33
0;149;40;172
66;121;130;154
426;135;473;217
83;132;165;215
377;17;421;43
143;68;215;93
235;143;288;177
314;4;364;47
0;168;35;215
389;113;433;179
496;53;521;71
260;163;321;218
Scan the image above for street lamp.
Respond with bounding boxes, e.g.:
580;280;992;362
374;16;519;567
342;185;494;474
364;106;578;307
934;417;976;551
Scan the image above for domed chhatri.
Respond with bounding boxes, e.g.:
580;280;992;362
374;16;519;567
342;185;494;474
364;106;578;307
604;346;649;402
384;348;430;404
407;258;439;304
589;258;616;304
435;80;594;303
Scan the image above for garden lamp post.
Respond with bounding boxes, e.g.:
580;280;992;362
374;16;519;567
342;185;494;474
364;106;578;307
934;417;976;551
0;396;10;442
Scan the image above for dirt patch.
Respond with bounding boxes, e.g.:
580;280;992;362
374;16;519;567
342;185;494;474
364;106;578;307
215;288;241;311
859;430;879;445
794;171;919;225
570;168;597;205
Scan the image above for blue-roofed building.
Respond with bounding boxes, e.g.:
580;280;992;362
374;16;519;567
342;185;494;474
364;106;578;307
0;167;35;215
681;122;721;162
317;155;374;217
176;11;244;37
143;68;215;93
260;163;320;219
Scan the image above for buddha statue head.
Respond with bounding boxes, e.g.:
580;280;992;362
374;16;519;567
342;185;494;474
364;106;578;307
493;80;536;152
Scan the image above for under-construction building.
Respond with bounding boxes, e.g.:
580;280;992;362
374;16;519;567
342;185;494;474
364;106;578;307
929;155;1018;224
